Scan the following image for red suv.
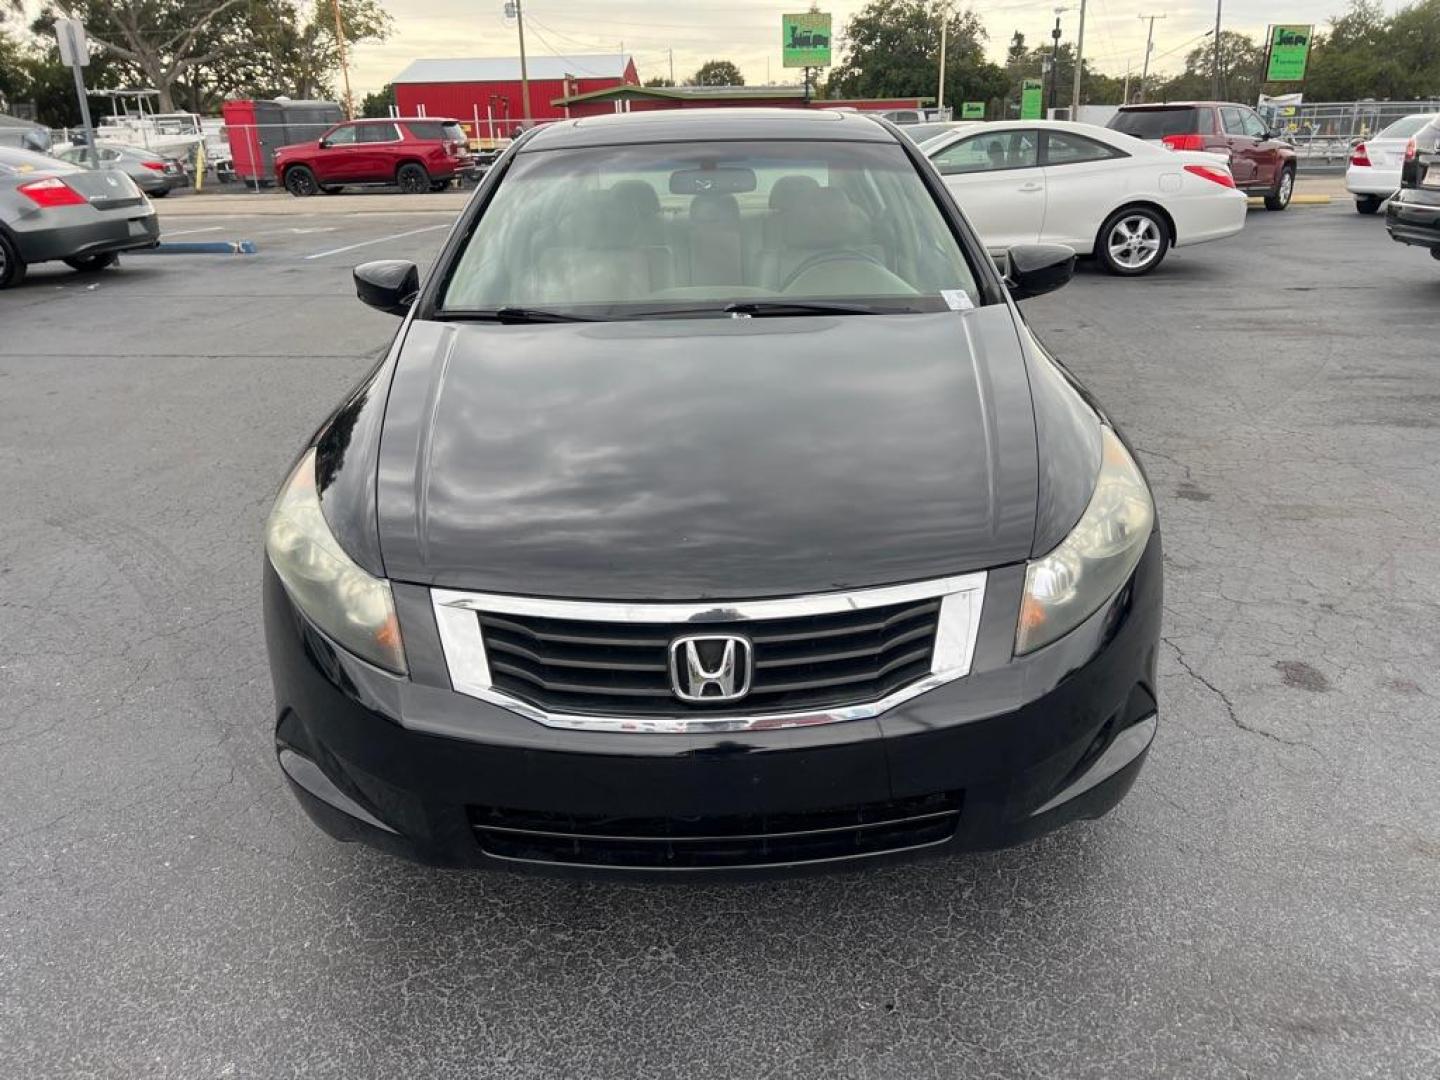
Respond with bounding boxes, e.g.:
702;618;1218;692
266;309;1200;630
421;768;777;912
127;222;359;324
275;118;473;197
1108;102;1298;210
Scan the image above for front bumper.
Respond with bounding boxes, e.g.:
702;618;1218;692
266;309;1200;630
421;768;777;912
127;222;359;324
265;534;1162;878
1387;192;1440;249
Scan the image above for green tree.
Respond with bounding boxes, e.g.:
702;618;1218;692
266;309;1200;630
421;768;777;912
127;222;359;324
826;0;1006;110
1153;30;1269;104
688;60;743;86
360;81;394;117
644;76;676;87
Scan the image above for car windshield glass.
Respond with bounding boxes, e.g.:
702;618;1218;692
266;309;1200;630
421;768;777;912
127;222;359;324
1110;108;1203;139
1377;115;1435;139
440;139;982;318
0;147;78;174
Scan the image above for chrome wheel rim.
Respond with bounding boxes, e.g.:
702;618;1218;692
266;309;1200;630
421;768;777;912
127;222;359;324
1278;170;1293;205
1108;215;1161;270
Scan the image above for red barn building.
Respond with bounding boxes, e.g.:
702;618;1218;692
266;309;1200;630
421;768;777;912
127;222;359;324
391;55;637;138
554;84;931;119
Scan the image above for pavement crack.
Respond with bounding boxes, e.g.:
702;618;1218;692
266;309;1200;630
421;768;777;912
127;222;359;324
1162;636;1323;758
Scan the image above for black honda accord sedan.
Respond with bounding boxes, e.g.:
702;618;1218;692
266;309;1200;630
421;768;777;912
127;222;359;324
264;109;1161;876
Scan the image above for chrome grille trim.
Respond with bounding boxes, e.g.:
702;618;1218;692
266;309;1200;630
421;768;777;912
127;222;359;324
430;572;987;734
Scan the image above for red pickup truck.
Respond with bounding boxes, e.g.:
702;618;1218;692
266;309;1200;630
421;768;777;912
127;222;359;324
275;117;474;197
1108;102;1298;210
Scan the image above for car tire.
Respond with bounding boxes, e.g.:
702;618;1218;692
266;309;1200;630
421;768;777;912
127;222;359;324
1431;248;1440;262
1096;207;1170;276
1355;195;1382;214
320;185;342;195
150;189;169;198
285;166;319;198
429;180;451;192
0;231;26;289
63;253;118;273
397;163;430;194
1265;166;1295;211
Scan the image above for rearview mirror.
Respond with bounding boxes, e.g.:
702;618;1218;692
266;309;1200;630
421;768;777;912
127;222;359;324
354;260;419;316
1004;243;1075;301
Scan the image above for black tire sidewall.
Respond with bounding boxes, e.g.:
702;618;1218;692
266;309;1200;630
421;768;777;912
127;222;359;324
285;167;317;197
64;253;118;273
1356;196;1381;214
397;164;429;193
1266;167;1295;210
0;231;24;288
1097;207;1170;276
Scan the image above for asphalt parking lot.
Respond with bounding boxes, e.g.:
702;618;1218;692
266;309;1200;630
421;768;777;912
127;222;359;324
2;198;1437;1079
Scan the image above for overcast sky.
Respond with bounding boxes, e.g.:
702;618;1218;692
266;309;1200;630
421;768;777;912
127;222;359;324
345;1;1365;96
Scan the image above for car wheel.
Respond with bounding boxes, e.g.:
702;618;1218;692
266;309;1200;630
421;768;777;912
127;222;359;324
1355;195;1382;214
0;231;26;289
1265;167;1295;211
1097;207;1169;276
1431;248;1440;262
285;166;319;198
150;188;169;198
63;253;118;273
397;163;430;194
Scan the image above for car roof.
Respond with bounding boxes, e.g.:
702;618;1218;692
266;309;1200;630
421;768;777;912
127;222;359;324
1118;101;1237;109
521;108;898;151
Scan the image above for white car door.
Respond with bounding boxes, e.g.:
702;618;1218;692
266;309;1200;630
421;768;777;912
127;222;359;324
930;129;1043;250
1037;130;1132;253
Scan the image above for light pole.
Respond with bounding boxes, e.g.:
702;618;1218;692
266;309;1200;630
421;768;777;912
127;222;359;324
1137;13;1165;103
936;1;954;115
1212;0;1223;99
1070;0;1087;116
1048;9;1066;118
504;0;533;128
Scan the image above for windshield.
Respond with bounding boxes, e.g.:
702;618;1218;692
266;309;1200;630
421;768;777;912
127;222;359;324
0;147;78;175
1377;114;1436;139
1110;107;1208;139
440;140;981;318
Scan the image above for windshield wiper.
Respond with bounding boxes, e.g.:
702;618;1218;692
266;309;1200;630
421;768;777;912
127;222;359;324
723;300;912;317
435;307;599;323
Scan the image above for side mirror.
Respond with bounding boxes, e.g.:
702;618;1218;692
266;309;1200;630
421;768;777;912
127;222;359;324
354;260;419;316
318;138;330;149
1004;243;1075;301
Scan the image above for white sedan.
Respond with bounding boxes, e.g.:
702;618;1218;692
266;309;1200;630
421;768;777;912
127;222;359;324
920;120;1248;276
1346;113;1437;214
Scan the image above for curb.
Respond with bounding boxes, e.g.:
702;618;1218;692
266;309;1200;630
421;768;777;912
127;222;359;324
1249;194;1333;206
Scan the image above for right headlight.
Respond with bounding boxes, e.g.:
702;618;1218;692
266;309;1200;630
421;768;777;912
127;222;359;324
1016;426;1154;655
265;448;407;674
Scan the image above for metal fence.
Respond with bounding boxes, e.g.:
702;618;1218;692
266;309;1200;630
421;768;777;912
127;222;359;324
1260;100;1440;164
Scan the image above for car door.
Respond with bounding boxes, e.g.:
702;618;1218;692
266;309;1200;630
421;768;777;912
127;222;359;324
353;122;402;182
1038;130;1128;251
929;128;1043;250
1239;107;1280;189
312;123;359;182
1219;107;1259;187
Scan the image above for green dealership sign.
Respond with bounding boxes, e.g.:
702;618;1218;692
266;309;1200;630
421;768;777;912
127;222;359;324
1266;25;1313;81
782;12;832;68
1020;78;1043;120
961;101;985;119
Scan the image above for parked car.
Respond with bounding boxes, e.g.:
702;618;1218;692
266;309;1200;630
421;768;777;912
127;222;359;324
274;117;474;196
903;120;980;145
51;142;189;197
263;109;1161;875
1385;116;1440;260
1108;101;1297;210
922;119;1247;275
1346;114;1438;213
0;147;159;288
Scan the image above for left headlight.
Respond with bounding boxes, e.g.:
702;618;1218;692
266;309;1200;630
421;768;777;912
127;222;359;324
264;448;407;674
1016;426;1154;655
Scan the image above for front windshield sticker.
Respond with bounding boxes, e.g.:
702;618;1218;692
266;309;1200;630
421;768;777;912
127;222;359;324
941;289;974;312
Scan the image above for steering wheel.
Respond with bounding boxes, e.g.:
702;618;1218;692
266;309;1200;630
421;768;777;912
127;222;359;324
779;249;889;293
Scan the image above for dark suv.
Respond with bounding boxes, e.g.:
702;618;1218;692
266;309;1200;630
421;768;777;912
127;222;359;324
1109;102;1297;209
275;117;473;196
1386;115;1440;260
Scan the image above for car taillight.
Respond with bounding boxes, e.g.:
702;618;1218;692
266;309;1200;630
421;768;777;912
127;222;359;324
1183;163;1236;188
1350;142;1371;167
17;176;88;207
141;161;167;171
1161;134;1206;152
1405;138;1417;161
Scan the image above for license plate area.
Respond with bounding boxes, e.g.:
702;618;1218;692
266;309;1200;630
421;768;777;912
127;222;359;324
127;218;149;236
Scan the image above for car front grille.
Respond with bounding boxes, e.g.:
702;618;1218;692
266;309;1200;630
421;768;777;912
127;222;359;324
477;598;940;717
468;791;963;870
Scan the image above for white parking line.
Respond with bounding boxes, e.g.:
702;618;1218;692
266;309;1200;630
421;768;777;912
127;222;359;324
303;223;452;261
161;226;225;237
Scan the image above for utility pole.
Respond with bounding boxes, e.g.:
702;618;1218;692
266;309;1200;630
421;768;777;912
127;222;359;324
506;0;533;128
936;1;951;114
669;49;675;85
1122;58;1131;104
1137;14;1165;103
1212;0;1223;99
1048;10;1064;118
1070;0;1087;116
330;0;354;119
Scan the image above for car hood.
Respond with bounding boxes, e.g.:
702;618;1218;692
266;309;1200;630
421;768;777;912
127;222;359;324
375;308;1041;600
